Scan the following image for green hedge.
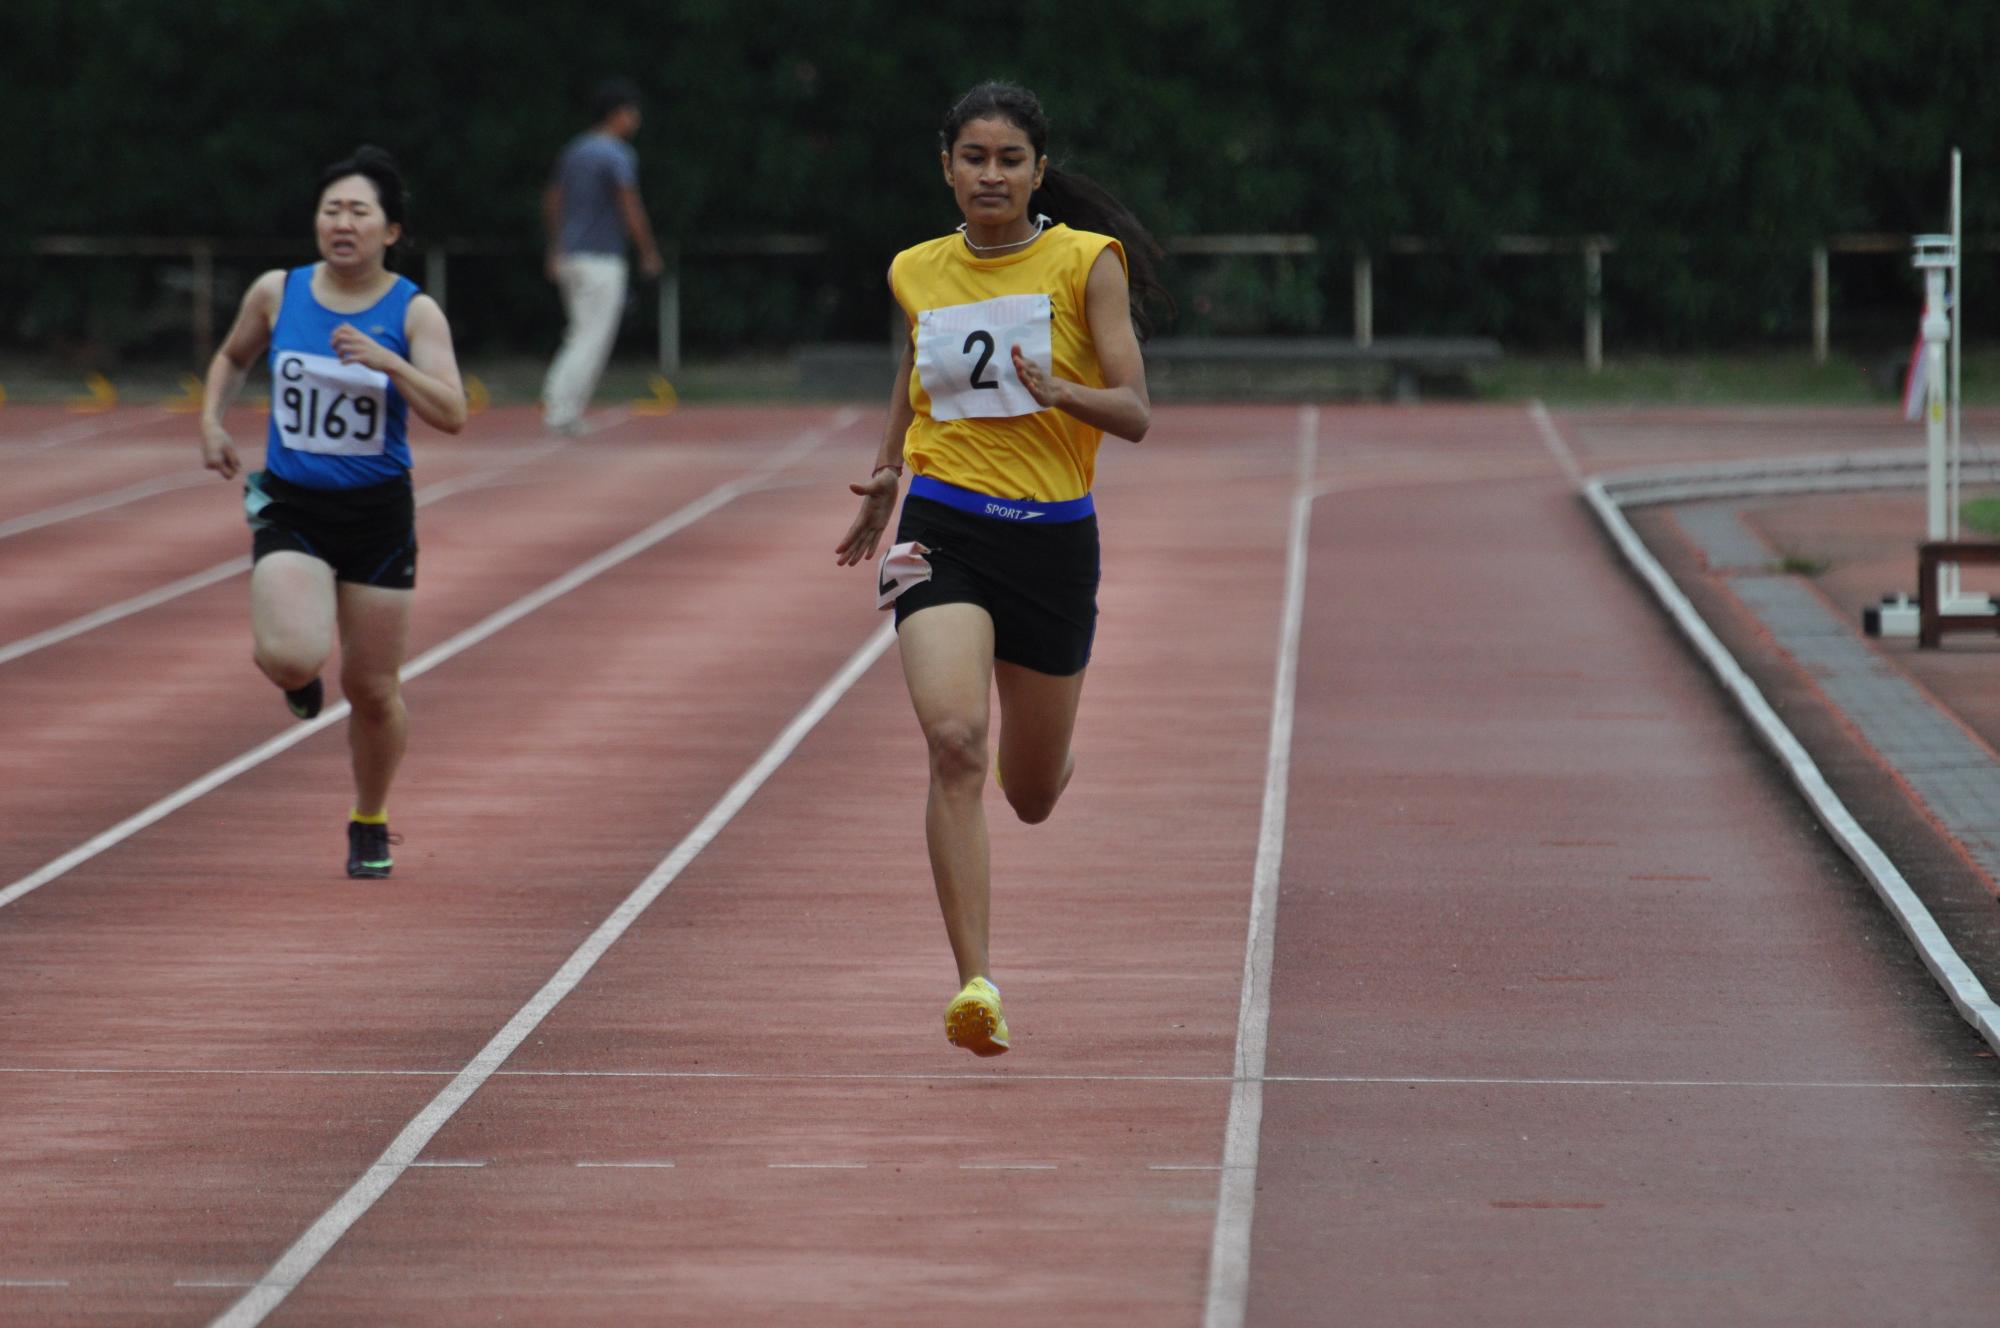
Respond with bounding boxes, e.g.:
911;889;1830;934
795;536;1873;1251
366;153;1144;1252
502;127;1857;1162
5;0;1998;356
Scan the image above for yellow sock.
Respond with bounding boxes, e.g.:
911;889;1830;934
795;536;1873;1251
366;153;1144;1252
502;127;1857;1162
350;808;389;825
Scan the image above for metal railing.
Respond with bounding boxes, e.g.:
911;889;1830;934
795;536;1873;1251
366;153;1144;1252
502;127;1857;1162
24;232;1987;373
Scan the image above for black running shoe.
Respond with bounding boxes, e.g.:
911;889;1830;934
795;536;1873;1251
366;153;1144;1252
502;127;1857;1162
285;677;324;720
346;820;398;879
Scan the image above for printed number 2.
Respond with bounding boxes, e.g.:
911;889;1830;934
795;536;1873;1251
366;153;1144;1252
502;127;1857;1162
962;330;1000;390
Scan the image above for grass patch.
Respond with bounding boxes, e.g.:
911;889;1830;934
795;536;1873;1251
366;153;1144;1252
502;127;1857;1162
1962;495;2000;536
1776;554;1828;577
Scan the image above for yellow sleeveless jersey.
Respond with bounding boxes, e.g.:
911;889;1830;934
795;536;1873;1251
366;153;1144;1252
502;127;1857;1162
889;224;1126;502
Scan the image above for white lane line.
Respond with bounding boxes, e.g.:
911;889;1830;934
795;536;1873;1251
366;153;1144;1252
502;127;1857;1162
768;1162;870;1170
574;1160;675;1169
1582;471;2000;1057
959;1162;1057;1171
1203;404;1318;1328
212;619;895;1328
0;556;251;667
0;412;854;913
177;1281;256;1289
1528;398;1587;487
0;443;567;668
407;1160;485;1169
0;1279;69;1287
1150;1164;1222;1172
8;1063;1995;1091
0;471;212;540
6;407;175;452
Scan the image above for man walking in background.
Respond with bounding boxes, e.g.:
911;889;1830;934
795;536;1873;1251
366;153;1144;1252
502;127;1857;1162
542;78;663;435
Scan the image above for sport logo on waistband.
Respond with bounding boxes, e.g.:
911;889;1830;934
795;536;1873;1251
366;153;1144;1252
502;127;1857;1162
983;502;1045;521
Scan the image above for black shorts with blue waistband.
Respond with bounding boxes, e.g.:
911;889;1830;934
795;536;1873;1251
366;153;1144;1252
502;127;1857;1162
245;469;418;590
890;474;1100;677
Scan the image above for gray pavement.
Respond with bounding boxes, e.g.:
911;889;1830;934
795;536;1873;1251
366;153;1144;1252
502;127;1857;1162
1671;499;2000;885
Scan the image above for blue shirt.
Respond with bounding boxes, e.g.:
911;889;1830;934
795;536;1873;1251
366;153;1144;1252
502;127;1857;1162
264;266;416;489
553;131;639;257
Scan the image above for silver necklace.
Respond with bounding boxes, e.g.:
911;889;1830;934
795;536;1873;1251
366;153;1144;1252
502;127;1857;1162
958;213;1052;253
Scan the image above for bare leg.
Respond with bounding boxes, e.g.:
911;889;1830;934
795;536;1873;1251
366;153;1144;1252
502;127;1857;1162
249;552;336;691
336;583;413;817
993;660;1086;825
897;603;997;987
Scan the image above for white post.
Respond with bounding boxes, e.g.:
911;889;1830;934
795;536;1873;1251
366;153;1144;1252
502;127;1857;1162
1353;252;1373;349
1583;241;1604;373
1914;230;1957;622
1923;261;1951;545
1950;150;1963;557
1811;245;1829;365
657;248;681;374
425;246;447;310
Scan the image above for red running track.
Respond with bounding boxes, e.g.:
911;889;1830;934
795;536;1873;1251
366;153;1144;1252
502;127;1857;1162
0;402;1997;1326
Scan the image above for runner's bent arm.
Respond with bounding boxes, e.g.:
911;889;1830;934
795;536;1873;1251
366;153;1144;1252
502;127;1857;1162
198;269;284;480
1010;247;1150;443
329;294;467;435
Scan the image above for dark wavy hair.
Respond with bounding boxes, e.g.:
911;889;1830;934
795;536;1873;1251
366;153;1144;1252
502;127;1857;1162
316;144;408;264
940;81;1173;341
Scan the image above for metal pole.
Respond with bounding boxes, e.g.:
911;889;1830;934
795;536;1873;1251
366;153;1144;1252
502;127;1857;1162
191;241;215;362
1811;244;1829;365
425;246;447;310
1923;263;1950;545
1353;252;1373;349
657;247;681;374
1583;241;1603;373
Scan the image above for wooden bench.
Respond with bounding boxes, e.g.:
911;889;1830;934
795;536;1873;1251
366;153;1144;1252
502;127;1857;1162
1917;540;2000;647
1141;336;1502;400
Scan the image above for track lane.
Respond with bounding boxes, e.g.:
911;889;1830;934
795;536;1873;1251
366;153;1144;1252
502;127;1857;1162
1242;407;2000;1325
180;410;1305;1325
0;410;852;884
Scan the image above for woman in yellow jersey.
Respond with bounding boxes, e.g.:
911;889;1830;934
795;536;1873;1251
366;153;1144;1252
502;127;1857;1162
836;82;1170;1056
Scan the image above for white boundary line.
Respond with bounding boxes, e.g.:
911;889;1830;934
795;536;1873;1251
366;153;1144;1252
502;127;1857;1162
1530;401;2000;1055
1202;404;1318;1328
0;471;212;540
5;1064;1995;1091
1;407;175;453
0;557;251;667
0;413;853;912
212;621;896;1328
0;443;568;668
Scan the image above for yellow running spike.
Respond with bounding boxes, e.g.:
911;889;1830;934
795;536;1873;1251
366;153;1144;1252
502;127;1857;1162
944;977;1010;1057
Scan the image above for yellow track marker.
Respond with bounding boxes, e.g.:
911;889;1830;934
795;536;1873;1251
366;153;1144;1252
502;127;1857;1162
67;373;116;414
166;374;204;414
464;374;490;415
631;374;678;416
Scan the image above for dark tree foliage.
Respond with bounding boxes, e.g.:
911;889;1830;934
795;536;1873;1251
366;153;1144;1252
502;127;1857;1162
4;0;1998;355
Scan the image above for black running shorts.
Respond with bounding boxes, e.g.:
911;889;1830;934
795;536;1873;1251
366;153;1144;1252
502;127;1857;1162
245;470;418;590
891;494;1101;677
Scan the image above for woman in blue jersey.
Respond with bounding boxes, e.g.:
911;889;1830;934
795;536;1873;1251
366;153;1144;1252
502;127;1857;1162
199;145;467;879
836;83;1169;1055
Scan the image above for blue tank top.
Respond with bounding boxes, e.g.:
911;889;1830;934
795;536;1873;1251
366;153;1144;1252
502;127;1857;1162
264;265;418;489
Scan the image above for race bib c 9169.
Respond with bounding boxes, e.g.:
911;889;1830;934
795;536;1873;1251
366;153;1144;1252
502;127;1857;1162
272;351;391;456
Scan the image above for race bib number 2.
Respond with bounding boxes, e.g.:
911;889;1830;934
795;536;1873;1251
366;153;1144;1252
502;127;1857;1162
273;351;390;456
914;293;1053;422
